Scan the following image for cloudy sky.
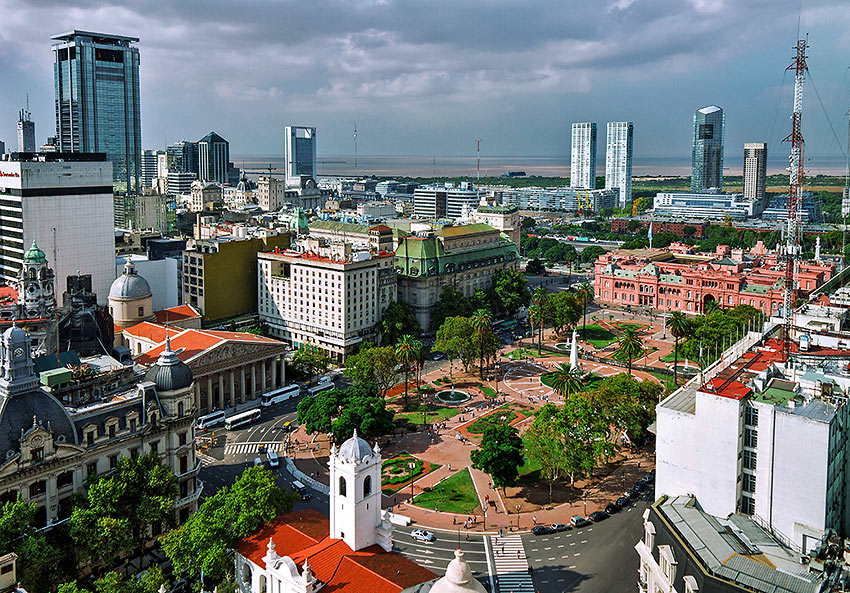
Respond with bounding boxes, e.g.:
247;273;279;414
1;0;849;172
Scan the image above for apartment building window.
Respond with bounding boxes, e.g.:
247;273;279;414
744;405;758;427
179;432;187;446
740;495;755;516
744;428;758;448
109;454;119;470
743;450;757;470
742;473;756;493
86;461;98;476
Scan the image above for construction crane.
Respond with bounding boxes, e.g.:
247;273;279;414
782;38;807;359
631;197;644;216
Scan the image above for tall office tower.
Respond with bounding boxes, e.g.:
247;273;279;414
742;142;767;202
605;121;633;207
17;106;35;153
284;126;317;185
570;122;597;189
0;153;115;304
0;141;5;155
167;140;198;175
197;132;229;184
691;105;725;192
52;30;142;193
141;149;159;188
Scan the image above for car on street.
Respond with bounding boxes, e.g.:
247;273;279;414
531;525;553;536
625;489;638;500
411;529;436;542
570;515;590;527
431;353;445;361
632;481;646;492
551;522;571;532
605;503;619;514
253;457;263;466
615;496;631;508
589;510;609;522
258;444;266;454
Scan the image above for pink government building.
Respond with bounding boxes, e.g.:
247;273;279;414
593;241;834;316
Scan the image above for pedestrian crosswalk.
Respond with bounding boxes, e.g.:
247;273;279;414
489;534;534;593
197;452;217;467
224;441;285;455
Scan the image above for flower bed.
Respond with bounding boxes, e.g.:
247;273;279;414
381;453;440;493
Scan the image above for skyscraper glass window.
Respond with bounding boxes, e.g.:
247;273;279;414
743;142;767;202
284;126;317;185
52;30;142;193
691;105;724;192
197;132;229;184
605;122;633;208
570;123;597;189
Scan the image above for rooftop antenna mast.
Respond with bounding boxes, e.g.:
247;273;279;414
353;122;358;171
782;36;808;359
476;139;481;185
842;98;850;272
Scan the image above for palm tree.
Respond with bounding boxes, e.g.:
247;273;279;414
532;286;548;355
528;304;540;348
577;283;594;338
548;363;584;399
471;308;492;379
396;334;418;410
669;311;691;386
617;326;645;376
412;337;425;390
704;299;720;314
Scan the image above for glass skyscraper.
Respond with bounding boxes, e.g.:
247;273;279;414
52;30;142;193
605;121;633;208
570;122;597;189
197;132;229;184
284;126;317;185
691;105;724;192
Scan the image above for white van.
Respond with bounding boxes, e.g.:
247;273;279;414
196;410;227;432
267;451;280;468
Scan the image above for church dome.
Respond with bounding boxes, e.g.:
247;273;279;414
109;260;152;301
23;241;46;264
429;550;488;593
144;338;193;392
337;429;373;463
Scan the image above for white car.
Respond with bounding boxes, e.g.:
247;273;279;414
410;529;435;542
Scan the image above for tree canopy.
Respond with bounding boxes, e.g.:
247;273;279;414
291;345;333;381
343;344;398;397
298;382;394;443
490;268;531;315
470;423;524;489
433;315;500;375
380;300;422;345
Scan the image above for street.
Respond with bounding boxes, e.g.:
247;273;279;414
392;526;494;591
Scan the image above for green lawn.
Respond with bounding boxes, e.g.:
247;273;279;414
412;467;480;513
577;324;618;348
506;347;558;360
540;372;603;392
480;384;498;398
395;404;463;425
611;346;657;363
648;371;679;392
660;351;695;364
467;408;518;434
615;322;646;332
518;442;542;479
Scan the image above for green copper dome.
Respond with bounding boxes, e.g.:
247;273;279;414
23;241;46;264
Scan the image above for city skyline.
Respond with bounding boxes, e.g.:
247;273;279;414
0;1;849;174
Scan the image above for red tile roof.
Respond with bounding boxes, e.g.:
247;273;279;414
154;304;201;324
701;378;751;400
132;324;284;365
124;322;183;344
0;286;17;303
236;510;437;593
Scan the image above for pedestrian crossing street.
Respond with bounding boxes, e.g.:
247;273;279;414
489;534;534;593
224;441;285;456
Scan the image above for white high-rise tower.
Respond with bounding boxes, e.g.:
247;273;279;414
284;125;317;186
328;430;393;552
571;123;597;189
605;121;633;208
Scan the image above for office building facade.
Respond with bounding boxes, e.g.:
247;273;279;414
284;125;317;185
570;122;597;189
0;153;115;304
743;142;767;202
141;149;159;188
197;132;229;184
691;105;724;191
605;121;633;207
167;140;198;175
52;30;142;193
414;183;483;219
17;108;35;153
653;190;761;220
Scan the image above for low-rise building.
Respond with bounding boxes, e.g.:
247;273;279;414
257;237;396;362
472;202;521;247
414;183;484;219
610;217;708;238
653;190;763;219
488;186;618;212
394;223;520;329
190;181;223;212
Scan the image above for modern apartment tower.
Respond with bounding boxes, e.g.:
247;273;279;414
52;30;142;193
167;140;199;175
16;106;35;153
743;142;768;202
605;121;633;207
284;126;317;185
691;105;725;192
197;132;229;184
570;123;597;189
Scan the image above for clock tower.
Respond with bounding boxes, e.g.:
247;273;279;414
0;325;39;397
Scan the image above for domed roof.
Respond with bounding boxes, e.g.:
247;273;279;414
109;260;152;301
337;429;373;463
429;550;488;593
3;324;29;344
0;391;77;457
23;240;46;264
144;337;193;392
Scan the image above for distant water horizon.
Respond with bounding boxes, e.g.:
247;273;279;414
232;153;848;179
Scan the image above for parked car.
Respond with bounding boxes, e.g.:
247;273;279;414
589;511;609;522
570;515;590;527
615;496;631;508
411;529;435;542
551;522;571;532
532;525;553;536
605;503;619;515
625;489;638;500
640;472;654;484
632;481;646;492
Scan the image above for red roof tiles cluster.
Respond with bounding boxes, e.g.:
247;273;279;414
124;323;282;365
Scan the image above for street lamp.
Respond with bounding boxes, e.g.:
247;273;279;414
583;491;588;516
515;504;522;531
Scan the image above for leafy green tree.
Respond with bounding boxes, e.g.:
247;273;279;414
433;286;472;329
588;373;661;441
531;287;549;354
490;269;531;315
577;282;594;333
524;258;546;275
578;244;606;264
470;424;524;491
651;231;677;248
343;344;398;397
292;345;333;382
524;405;570;503
616;326;645;376
471;309;493;379
669;311;691;386
297;387;344;434
549;291;581;336
331;389;394;443
162;467;297;588
433;316;476;375
547;363;584;399
380;300;422;346
521;216;537;229
395;334;419;411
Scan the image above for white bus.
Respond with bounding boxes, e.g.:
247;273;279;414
261;384;300;407
224;408;261;430
308;380;334;396
196;410;227;432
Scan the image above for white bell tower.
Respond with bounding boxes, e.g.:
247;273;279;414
328;430;393;552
